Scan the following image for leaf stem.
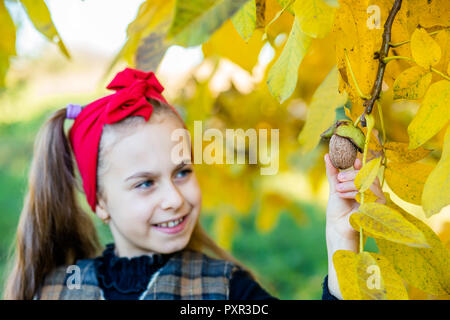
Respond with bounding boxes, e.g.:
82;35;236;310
431;67;450;81
382;55;414;63
376;101;386;144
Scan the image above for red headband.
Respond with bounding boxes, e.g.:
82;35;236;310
68;68;182;213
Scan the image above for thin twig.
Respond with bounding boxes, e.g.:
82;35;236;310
360;0;403;127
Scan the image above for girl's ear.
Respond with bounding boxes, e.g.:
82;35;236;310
95;197;110;222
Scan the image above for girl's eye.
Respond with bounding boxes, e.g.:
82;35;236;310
176;168;192;179
136;180;154;189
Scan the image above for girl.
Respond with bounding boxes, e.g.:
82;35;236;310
3;68;385;300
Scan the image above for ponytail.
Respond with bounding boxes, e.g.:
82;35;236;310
3;108;101;300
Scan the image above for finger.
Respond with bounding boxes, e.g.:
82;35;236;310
324;153;339;193
337;191;358;199
336;181;357;193
337;170;359;182
354;157;362;170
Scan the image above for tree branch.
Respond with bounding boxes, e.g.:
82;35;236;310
360;0;403;127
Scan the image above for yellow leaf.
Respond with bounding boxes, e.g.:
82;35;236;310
355;157;381;193
410;28;441;69
393;66;432;100
0;1;16;56
19;0;70;59
422;125;450;217
355;188;379;204
293;0;336;39
385;162;434;205
356;252;386;300
264;0;294;45
369;252;409;300
384;142;431;163
276;0;294;16
267;17;312;103
297;65;347;153
350;202;429;247
202;20;265;73
407;80;450;149
333;250;408;300
405;0;450;31
332;0;383;120
435;29;450;78
230;0;256;41
0;52;10;87
333;250;361;299
376;197;450;295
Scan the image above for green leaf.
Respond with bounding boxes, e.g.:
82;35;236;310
231;0;256;42
297;65;347;153
293;0;336;39
267;17;312;103
19;0;70;59
166;0;249;47
407;80;450;149
106;0;175;76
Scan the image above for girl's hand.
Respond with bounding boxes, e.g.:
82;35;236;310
323;153;386;299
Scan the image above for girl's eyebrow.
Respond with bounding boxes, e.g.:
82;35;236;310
124;160;190;182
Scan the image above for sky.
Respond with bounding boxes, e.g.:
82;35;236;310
3;0;275;101
6;0;204;75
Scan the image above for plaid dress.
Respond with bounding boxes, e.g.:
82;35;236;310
33;249;240;300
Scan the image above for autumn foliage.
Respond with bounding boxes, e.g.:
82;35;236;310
1;0;449;299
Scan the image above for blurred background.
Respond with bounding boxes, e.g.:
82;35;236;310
0;0;449;300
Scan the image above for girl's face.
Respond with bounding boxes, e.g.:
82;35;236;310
95;115;201;258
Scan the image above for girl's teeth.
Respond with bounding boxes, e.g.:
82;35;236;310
157;217;184;228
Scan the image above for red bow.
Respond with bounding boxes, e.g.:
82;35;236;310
107;68;167;99
69;67;175;213
105;80;153;124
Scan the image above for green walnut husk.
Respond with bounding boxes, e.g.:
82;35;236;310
320;120;365;152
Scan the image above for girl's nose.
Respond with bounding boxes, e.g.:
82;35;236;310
160;180;184;211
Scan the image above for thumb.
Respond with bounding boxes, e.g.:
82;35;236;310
324;153;339;193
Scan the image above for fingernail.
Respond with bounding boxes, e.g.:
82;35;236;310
338;173;344;180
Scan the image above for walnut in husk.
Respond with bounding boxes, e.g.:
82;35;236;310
321;120;365;170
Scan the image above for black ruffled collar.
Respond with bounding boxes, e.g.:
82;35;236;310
94;243;173;293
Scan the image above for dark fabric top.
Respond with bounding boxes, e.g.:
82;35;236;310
93;243;338;300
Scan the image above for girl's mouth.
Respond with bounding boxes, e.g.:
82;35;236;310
152;213;189;234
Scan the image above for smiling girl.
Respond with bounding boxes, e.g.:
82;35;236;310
3;68;384;300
